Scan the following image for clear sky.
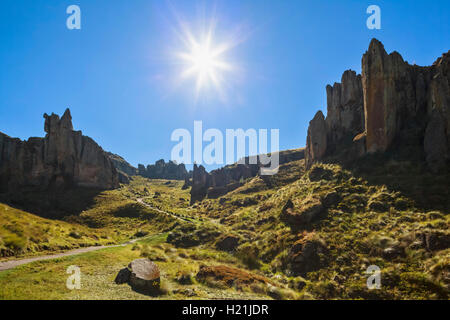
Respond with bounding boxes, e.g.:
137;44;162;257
0;0;449;170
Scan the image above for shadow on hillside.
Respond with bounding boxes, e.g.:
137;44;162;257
0;187;104;219
338;152;450;213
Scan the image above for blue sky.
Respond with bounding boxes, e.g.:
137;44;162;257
0;0;449;170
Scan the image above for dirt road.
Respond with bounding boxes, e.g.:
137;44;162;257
0;199;188;272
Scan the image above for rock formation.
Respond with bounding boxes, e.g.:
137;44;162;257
305;112;328;167
190;149;305;204
305;39;450;173
106;152;137;176
0;109;120;192
137;159;190;180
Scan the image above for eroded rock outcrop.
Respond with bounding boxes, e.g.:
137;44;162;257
137;159;189;180
305;111;328;168
326;70;364;150
190;149;305;204
305;39;450;172
107;152;137;176
306;69;365;168
0;109;120;192
362;39;430;154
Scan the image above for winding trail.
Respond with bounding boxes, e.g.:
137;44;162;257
0;235;156;272
0;198;194;272
136;198;194;223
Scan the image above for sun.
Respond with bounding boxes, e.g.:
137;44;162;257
177;30;233;97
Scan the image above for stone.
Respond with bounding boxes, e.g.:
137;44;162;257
288;239;328;276
322;191;341;208
308;166;333;181
415;230;450;252
305;111;327;168
362;39;405;153
115;268;131;284
281;198;327;226
303;39;449;174
189;149;305;204
216;235;240;252
137;159;190;180
382;246;404;260
326;70;364;150
0;109;120;193
106;152;137;176
128;259;161;294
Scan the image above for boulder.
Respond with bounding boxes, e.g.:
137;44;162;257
281;198;327;226
288;239;328;276
216;235;240;252
322;191;341;208
115;268;131;284
128;259;161;294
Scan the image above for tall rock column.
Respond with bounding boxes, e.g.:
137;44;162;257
326;70;364;151
305;111;327;168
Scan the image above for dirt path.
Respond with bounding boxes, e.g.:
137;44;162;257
0;198;190;272
0;234;155;272
136;198;194;223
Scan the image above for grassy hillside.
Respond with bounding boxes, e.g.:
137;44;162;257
0;177;179;258
0;158;448;300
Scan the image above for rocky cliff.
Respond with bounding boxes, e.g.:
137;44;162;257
0;109;120;192
306;39;450;173
106;152;137;183
137;159;190;181
190;149;305;204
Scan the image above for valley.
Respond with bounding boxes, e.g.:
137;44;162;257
0;156;448;300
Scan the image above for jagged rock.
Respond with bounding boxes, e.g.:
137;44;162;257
107;152;137;176
305;39;449;174
288;239;328;276
305;111;327;168
137;159;189;180
216;235;240;252
362;39;410;153
190;164;211;205
326;70;364;150
0;109;120;192
281;198;327;226
189;149;305;204
128;259;160;294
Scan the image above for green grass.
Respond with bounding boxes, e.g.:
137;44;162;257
1;157;449;300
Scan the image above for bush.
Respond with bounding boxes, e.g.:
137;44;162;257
4;234;26;251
